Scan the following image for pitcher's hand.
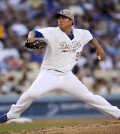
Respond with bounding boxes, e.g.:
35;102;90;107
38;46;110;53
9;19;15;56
96;48;105;60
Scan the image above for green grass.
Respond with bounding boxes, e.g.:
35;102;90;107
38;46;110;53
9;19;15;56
0;118;105;133
0;122;77;133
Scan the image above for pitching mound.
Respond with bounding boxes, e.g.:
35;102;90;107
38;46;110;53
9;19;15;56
3;118;120;134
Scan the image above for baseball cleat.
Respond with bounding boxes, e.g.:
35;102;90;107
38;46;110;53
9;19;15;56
0;114;8;123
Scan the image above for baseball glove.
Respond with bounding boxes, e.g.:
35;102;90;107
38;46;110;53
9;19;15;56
25;38;46;49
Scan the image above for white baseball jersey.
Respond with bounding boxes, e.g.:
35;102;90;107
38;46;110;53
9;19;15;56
37;27;93;72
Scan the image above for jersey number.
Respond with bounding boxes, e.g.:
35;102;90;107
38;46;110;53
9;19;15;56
75;51;81;61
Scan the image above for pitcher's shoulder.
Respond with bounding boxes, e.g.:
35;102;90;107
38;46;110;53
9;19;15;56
74;28;92;35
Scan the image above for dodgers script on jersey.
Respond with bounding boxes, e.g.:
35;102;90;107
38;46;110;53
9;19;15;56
37;27;93;72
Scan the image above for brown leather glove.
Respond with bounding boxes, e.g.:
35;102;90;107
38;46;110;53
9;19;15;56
25;38;46;49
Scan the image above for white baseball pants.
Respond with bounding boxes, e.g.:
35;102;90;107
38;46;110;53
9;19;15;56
7;69;120;119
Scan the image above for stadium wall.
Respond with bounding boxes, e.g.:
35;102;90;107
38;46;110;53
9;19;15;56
0;95;120;119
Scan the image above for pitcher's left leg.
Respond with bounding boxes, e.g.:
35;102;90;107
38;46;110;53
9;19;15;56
61;72;120;119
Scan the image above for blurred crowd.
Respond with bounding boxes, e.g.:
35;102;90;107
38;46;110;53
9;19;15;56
0;0;120;96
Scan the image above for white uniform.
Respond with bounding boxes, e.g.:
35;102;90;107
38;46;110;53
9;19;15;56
7;27;120;119
39;27;93;72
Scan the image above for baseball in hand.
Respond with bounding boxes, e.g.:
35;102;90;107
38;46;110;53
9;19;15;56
98;55;101;60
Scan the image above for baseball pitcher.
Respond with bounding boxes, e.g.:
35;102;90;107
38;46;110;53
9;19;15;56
0;9;120;123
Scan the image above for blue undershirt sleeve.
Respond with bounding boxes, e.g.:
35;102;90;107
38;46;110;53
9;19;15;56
32;30;44;38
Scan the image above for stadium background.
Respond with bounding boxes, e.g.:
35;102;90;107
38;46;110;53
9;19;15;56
0;0;120;119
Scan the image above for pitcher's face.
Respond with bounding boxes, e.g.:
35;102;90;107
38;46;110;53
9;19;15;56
58;16;73;31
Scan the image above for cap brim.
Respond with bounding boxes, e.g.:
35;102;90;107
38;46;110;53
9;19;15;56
55;13;69;19
55;13;74;25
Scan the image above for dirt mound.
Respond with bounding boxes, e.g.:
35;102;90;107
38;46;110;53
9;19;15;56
4;119;120;134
